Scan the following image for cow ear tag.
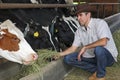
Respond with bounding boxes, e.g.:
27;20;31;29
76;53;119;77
55;29;58;33
34;31;39;37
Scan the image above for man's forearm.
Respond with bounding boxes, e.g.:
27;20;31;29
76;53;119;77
85;38;108;49
60;46;78;57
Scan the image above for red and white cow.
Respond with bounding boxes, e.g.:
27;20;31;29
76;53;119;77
0;20;38;65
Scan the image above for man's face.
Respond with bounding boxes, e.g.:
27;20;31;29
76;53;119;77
77;12;90;26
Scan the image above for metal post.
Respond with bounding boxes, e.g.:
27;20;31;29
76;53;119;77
112;5;114;15
103;5;105;18
96;5;99;18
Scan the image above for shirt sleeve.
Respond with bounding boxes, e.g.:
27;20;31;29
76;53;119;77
72;29;81;47
97;20;111;39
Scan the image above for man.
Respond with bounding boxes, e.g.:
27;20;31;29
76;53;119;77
54;4;118;80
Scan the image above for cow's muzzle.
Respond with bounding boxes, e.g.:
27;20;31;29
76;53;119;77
22;54;38;65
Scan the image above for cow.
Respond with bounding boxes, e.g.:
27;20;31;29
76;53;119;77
0;19;38;65
0;0;76;52
54;16;79;50
24;23;60;51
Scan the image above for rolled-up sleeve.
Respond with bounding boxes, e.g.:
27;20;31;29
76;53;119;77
97;20;111;40
72;29;81;47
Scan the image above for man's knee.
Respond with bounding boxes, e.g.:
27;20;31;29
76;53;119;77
94;46;106;57
63;55;71;64
63;52;78;64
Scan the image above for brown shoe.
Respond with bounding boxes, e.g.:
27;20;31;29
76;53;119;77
95;77;105;80
89;72;97;80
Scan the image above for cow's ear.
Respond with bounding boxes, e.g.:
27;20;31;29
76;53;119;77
0;31;6;39
0;34;3;39
2;29;8;33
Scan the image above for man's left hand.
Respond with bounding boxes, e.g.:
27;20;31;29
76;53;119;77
77;46;87;61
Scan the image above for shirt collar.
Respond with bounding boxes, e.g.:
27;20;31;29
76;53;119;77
81;18;93;31
87;18;93;29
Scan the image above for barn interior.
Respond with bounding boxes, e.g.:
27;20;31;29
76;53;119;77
0;0;120;80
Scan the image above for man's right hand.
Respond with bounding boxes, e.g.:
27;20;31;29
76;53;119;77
52;53;61;60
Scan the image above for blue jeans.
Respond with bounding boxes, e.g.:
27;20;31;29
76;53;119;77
63;46;115;78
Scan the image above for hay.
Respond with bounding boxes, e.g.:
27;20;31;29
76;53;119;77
10;49;58;80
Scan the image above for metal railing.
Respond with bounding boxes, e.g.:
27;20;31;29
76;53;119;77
0;3;77;9
0;3;120;18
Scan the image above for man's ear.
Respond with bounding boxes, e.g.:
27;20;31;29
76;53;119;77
88;12;91;16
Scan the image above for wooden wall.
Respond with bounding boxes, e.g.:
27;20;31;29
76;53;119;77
74;0;119;18
74;0;118;3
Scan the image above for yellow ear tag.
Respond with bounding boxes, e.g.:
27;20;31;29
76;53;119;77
55;29;58;33
34;31;39;37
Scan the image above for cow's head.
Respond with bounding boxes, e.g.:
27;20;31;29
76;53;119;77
0;20;38;65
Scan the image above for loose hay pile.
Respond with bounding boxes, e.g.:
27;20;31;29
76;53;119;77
10;49;58;80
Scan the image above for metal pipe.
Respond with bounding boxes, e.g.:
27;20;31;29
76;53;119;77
102;5;105;18
112;5;114;15
0;3;119;9
96;5;100;18
0;3;78;9
89;3;120;5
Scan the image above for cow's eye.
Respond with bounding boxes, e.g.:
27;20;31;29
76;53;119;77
13;38;20;42
14;38;18;40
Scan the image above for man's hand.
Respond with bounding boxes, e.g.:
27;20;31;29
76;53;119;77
52;53;61;60
77;46;87;61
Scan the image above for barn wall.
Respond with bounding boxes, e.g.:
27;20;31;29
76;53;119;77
74;0;118;3
74;0;120;18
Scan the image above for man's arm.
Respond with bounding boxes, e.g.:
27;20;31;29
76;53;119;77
85;37;108;49
53;45;78;60
60;45;78;57
77;37;108;61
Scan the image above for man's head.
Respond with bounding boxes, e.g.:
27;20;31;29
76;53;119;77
75;4;92;26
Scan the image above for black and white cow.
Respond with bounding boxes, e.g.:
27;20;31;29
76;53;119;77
0;0;60;51
54;16;79;50
0;0;77;52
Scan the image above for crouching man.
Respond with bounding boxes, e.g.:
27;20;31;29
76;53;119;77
54;4;118;80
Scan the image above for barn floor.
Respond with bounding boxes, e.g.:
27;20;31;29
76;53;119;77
64;62;120;80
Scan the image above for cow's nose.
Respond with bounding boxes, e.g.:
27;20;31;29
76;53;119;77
22;54;38;65
32;54;38;60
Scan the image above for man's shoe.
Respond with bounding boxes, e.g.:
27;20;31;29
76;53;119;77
89;72;97;80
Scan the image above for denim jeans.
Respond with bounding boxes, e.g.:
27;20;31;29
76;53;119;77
63;46;115;78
